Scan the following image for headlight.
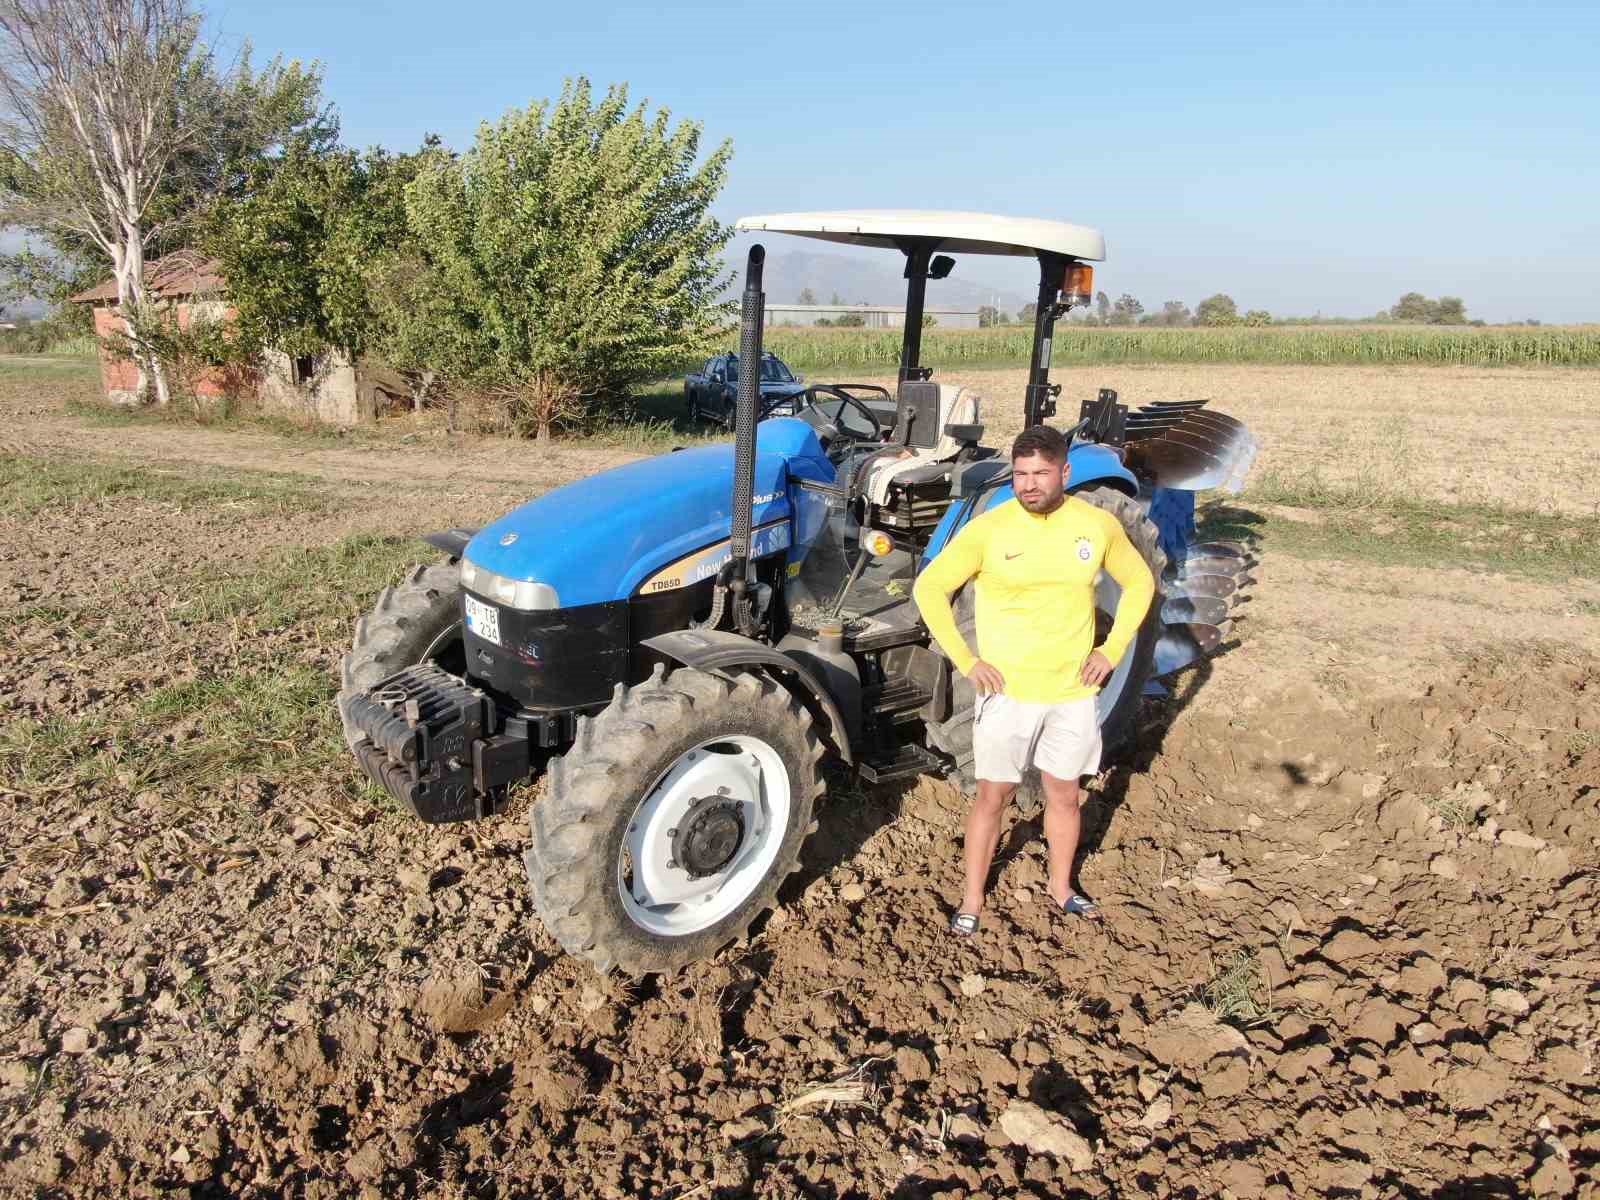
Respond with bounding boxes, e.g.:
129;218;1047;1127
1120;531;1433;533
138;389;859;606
460;557;560;611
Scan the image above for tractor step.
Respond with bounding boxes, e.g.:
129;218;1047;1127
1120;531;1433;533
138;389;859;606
862;679;932;716
857;741;945;785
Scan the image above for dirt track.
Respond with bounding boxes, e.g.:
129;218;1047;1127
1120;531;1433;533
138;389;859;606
2;380;1598;1198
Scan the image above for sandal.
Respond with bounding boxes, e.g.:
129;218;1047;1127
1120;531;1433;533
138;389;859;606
1058;893;1103;921
949;912;981;937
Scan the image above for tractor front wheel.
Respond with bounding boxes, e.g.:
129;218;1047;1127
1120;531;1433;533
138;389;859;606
526;666;822;976
338;561;466;753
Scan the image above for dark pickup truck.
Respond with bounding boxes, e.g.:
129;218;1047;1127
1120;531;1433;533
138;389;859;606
684;351;808;426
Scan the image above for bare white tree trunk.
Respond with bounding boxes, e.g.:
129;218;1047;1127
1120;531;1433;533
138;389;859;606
0;0;207;407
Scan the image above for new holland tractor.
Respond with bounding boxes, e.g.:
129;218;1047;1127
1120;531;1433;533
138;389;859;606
339;211;1257;975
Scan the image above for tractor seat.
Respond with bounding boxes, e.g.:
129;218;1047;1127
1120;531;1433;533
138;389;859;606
863;382;982;506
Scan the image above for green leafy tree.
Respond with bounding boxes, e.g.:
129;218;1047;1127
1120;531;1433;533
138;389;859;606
834;311;864;327
380;78;732;442
207;142;428;366
1158;300;1191;327
1390;292;1434;322
977;304;998;328
1110;293;1144;325
829;291;841;305
0;0;330;402
1195;293;1239;326
1242;309;1272;326
796;287;816;305
1433;296;1466;325
1018;301;1037;325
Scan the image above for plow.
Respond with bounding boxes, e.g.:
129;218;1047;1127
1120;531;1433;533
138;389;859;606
337;209;1259;974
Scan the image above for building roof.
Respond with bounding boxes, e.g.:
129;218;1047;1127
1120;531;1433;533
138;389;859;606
70;253;226;304
734;210;1106;261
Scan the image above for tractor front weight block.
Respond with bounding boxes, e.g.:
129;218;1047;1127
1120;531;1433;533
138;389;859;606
344;662;528;824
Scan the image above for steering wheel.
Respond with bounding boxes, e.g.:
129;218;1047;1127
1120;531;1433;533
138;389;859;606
804;384;886;445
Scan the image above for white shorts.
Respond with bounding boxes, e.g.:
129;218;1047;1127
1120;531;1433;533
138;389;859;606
973;693;1102;784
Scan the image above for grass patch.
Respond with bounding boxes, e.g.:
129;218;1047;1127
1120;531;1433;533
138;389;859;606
1202;948;1274;1025
174;533;432;628
1425;790;1481;831
1199;487;1600;580
0;453;329;518
1;534;437;801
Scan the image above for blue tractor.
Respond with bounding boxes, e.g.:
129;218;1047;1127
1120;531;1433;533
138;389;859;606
339;211;1257;975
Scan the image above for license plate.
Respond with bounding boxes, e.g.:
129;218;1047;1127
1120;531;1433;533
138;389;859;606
464;594;501;646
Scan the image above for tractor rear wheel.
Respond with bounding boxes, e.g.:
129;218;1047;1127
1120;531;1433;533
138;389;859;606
926;484;1166;809
337;561;466;752
526;666;822;976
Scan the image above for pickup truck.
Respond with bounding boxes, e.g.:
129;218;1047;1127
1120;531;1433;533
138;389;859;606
684;351;809;427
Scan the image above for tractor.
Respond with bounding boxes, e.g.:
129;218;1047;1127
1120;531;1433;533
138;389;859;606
338;210;1257;975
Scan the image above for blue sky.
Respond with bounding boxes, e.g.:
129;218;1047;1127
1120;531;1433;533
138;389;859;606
222;0;1599;322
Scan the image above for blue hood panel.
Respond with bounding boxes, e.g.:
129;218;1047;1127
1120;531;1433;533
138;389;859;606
465;419;833;607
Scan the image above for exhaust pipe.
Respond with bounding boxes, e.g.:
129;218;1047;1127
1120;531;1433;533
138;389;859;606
727;245;765;635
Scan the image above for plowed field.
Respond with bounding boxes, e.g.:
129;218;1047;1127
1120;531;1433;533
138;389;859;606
2;363;1597;1198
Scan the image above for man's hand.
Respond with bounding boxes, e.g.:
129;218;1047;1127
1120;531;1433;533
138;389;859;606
1080;651;1113;687
966;659;1006;695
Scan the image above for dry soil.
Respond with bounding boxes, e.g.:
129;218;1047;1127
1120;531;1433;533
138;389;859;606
1;366;1597;1199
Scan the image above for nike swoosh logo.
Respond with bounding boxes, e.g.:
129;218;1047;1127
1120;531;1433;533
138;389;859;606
1005;552;1022;560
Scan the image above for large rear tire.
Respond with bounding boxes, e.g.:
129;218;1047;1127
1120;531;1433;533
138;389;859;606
526;666;822;976
337;561;466;753
926;485;1166;805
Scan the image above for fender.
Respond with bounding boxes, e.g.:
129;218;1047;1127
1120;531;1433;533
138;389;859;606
641;629;852;763
422;527;477;558
1065;442;1139;496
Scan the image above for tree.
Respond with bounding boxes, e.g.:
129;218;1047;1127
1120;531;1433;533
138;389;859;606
382;78;732;442
796;287;816;305
208;142;426;366
1433;296;1466;325
1195;293;1239;326
1094;291;1110;324
1158;300;1191;327
1017;301;1037;325
0;0;329;402
977;304;998;328
829;291;841;305
1242;309;1272;326
1110;293;1144;325
1390;292;1433;323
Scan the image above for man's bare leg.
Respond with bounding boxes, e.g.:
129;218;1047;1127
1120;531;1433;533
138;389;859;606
960;780;1016;914
1040;770;1092;909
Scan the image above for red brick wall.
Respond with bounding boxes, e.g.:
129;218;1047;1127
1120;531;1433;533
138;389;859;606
89;301;255;401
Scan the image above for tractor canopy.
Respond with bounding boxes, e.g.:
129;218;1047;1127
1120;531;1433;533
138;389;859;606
463;418;835;608
733;210;1106;260
735;210;1107;427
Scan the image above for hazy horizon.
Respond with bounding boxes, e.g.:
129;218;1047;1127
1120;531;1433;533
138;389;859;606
9;0;1597;324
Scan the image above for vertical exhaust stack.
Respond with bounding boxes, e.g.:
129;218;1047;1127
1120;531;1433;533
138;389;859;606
728;245;765;634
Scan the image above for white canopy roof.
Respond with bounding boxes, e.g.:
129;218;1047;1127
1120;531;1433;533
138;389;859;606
733;209;1105;261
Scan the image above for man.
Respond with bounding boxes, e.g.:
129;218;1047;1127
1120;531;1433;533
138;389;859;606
913;425;1155;936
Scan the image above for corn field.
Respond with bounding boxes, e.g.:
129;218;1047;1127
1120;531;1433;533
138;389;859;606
755;325;1600;372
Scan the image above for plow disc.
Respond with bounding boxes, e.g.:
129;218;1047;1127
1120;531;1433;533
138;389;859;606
1125;398;1258;495
1152;539;1255;677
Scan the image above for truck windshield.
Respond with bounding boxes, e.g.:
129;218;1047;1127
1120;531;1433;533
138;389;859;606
725;358;794;384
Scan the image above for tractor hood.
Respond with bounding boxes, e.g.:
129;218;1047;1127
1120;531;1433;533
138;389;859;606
464;418;833;608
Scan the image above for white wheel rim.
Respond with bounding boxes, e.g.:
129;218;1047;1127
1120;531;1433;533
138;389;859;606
617;734;792;937
1094;570;1140;725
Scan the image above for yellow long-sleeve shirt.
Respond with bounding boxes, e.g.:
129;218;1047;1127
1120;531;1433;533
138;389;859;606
912;495;1157;703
